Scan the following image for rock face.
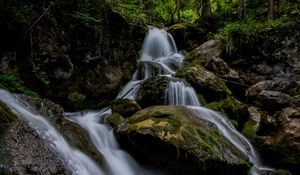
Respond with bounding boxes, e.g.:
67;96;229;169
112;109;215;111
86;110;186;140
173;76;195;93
114;106;250;175
136;76;170;108
0;0;145;110
176;63;231;102
0;94;103;174
253;107;300;174
4;120;67;175
110;98;141;118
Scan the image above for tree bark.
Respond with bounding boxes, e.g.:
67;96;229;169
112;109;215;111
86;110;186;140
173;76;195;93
238;0;246;20
176;0;180;22
268;0;274;19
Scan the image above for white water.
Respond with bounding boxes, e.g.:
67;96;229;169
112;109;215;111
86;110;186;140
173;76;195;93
0;90;104;175
165;81;200;106
114;27;267;174
0;27;269;175
65;109;154;175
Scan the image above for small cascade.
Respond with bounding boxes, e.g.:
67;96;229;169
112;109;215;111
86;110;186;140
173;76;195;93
0;90;104;175
134;28;184;80
141;27;177;60
66;110;154;175
165;81;200;106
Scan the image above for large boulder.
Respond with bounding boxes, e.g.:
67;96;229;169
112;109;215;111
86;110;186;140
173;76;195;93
114;106;251;175
176;64;231;102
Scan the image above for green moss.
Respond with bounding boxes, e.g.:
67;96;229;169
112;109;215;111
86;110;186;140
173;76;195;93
242;120;257;139
197;94;207;105
0;101;17;135
110;98;141;117
205;101;224;112
230;120;238;128
0;74;38;97
107;113;123;128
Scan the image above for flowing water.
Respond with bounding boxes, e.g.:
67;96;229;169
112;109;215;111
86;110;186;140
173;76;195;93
116;27;268;175
0;27;270;174
0;90;104;175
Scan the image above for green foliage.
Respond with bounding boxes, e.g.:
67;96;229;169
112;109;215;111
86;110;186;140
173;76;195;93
180;9;198;22
0;74;39;97
215;17;289;52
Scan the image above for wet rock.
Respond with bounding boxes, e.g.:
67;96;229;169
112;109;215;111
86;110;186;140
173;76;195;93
114;106;250;175
4;120;67;175
205;96;249;130
17;95;103;164
176;64;231;102
136;76;170;108
110;98;141;118
242;107;263;139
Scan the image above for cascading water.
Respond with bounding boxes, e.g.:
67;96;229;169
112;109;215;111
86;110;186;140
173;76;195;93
65;110;156;175
165;81;200;106
115;27;269;175
0;27;271;175
0;90;104;175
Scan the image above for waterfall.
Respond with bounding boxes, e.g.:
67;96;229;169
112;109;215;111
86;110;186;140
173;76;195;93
114;27;268;174
0;27;270;175
165;81;200;106
0;90;104;175
65;110;155;175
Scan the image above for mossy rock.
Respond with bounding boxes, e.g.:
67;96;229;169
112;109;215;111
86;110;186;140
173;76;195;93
176;64;231;103
205;97;248;130
115;106;250;175
136;76;170;108
0;101;17;135
107;113;124;128
110;98;141;118
0;74;38;97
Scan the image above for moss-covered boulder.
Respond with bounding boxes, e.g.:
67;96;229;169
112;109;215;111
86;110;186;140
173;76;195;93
176;64;231;102
0;101;17;135
110;98;141;118
115;106;250;175
205;97;249;130
136;76;170;108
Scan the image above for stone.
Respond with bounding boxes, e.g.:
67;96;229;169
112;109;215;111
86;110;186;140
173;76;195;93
136;76;170;108
114;106;250;175
176;64;231;102
252;107;300;174
110;98;141;118
186;39;225;63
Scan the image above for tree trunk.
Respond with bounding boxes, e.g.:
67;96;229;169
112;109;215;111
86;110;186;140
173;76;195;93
202;0;211;17
238;0;246;20
268;0;274;19
176;0;180;22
